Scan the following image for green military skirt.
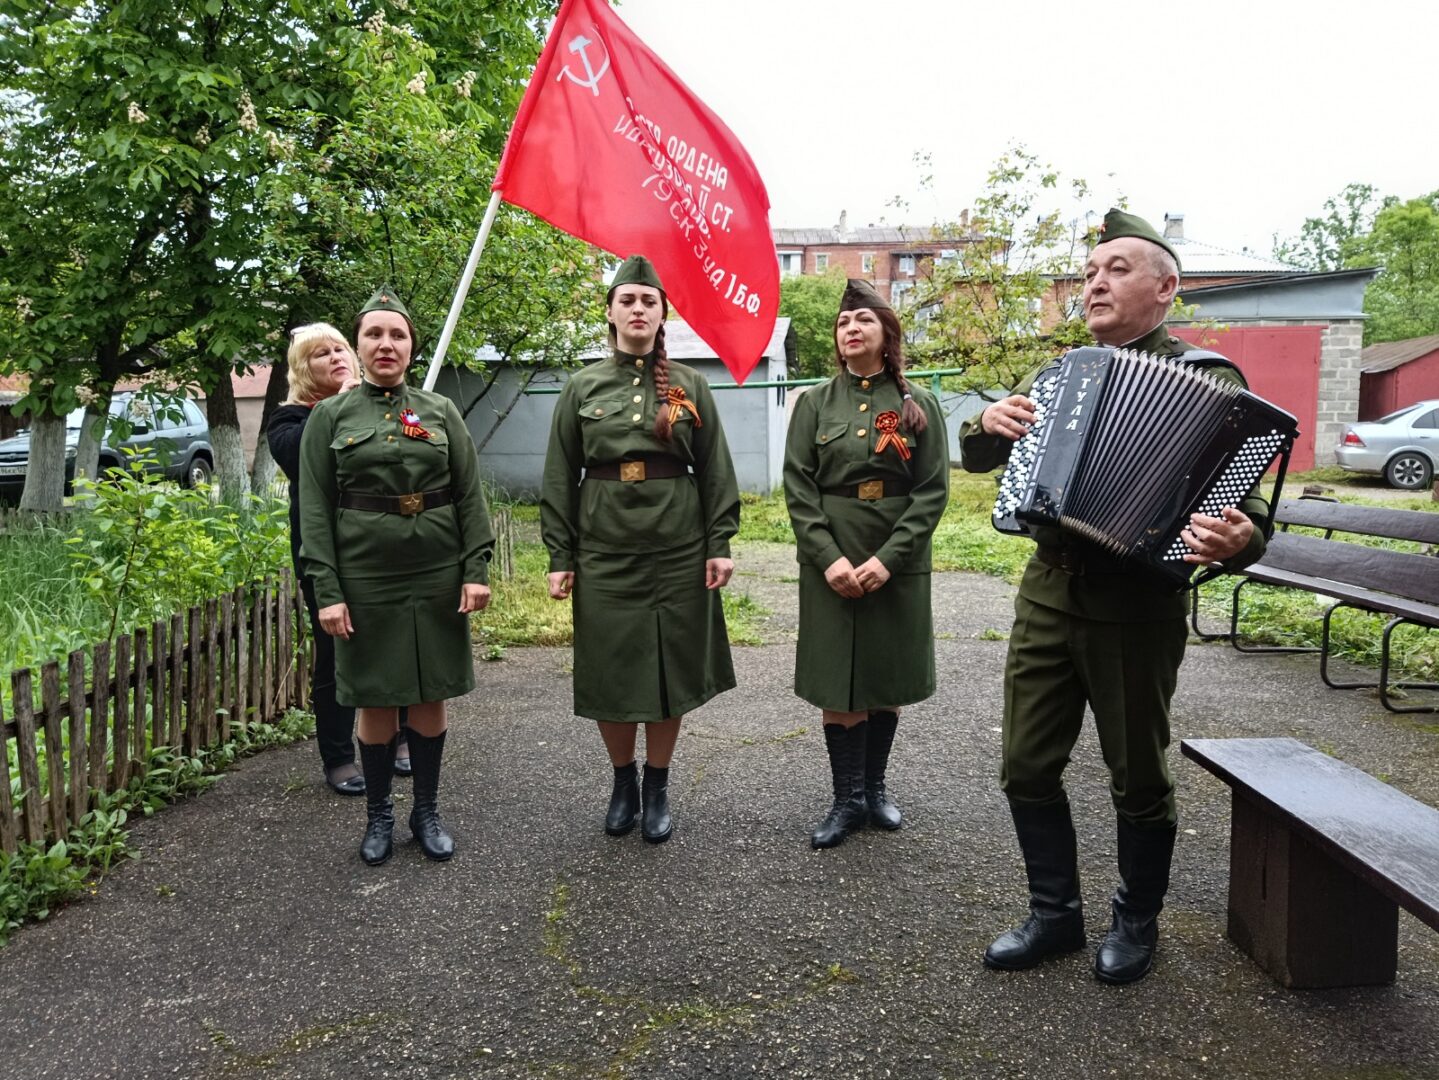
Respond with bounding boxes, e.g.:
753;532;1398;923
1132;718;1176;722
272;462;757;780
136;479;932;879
334;563;475;707
795;565;935;712
571;537;735;722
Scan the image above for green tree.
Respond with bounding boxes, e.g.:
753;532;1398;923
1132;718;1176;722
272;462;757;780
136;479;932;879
1355;192;1439;344
0;0;600;509
778;269;847;380
901;147;1093;395
1274;184;1439;344
1271;182;1379;271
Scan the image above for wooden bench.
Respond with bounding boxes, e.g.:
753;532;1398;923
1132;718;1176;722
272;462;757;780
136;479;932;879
1191;497;1439;713
1182;737;1439;988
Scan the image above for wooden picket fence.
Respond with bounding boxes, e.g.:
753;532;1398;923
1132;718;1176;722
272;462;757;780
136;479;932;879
0;571;309;855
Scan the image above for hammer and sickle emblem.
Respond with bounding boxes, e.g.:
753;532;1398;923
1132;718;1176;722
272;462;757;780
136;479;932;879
556;31;610;96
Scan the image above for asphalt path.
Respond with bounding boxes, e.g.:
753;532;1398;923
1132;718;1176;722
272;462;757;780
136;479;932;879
1;541;1436;1079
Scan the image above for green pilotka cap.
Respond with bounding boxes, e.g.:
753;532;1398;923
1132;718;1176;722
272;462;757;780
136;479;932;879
359;284;412;320
1095;208;1182;272
607;255;666;299
839;278;890;312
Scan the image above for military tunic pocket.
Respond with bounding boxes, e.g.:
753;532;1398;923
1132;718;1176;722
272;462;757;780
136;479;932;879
330;428;377;452
814;423;848;448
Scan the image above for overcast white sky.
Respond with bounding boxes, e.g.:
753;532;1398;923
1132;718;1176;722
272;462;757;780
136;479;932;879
608;0;1431;256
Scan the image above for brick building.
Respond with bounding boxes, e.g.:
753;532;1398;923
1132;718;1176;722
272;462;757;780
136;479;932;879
773;210;976;306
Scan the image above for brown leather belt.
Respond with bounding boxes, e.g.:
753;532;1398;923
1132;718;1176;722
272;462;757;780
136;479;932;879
822;480;912;501
586;455;689;482
337;487;453;515
1034;545;1125;575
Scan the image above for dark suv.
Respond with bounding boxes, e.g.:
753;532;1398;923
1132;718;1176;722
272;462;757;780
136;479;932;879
0;392;214;503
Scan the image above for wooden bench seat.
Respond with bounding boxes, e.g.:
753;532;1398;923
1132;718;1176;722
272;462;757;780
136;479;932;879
1191;498;1439;712
1182;737;1439;988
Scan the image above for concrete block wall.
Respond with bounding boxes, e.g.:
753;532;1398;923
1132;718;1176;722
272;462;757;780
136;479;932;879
1314;319;1365;465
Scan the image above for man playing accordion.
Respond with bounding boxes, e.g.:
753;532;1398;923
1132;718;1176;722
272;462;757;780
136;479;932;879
959;209;1272;985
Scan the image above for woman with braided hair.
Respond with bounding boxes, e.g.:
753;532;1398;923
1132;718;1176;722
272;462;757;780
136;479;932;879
783;279;950;849
541;255;740;843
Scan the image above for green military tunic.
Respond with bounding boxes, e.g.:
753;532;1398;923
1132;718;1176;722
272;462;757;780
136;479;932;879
540;349;740;723
958;325;1272;826
298;381;494;708
784;369;950;712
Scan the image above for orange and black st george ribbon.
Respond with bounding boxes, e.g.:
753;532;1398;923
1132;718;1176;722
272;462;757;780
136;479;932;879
873;411;910;460
400;408;433;440
666;386;702;427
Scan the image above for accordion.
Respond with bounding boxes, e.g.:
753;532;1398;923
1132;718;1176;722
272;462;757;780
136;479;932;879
992;346;1299;585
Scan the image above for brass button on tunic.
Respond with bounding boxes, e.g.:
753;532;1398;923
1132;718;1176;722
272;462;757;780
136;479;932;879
540;349;740;723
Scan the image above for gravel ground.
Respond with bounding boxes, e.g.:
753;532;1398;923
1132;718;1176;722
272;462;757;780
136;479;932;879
1;540;1436;1080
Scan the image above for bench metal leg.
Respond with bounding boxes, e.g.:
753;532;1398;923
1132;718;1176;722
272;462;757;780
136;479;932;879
1378;617;1439;714
1190;580;1235;643
1319;601;1377;691
1227;792;1398;988
1230;579;1319;655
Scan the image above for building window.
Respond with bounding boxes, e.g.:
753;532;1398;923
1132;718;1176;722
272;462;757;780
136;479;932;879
777;252;801;276
815;253;829;272
861;253;875;274
891;281;914;307
898;255;916;276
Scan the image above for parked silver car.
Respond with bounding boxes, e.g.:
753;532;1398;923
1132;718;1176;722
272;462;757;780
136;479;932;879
1335;399;1439;489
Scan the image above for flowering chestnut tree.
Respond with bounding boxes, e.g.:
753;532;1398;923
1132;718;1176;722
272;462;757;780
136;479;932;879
0;1;601;510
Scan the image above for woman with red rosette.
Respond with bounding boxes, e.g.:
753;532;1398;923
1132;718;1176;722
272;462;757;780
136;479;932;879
783;279;950;849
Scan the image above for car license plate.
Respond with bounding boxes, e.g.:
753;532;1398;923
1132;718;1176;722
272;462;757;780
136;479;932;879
0;464;26;477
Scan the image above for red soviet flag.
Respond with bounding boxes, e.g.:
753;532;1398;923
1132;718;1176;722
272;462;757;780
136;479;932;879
493;0;778;384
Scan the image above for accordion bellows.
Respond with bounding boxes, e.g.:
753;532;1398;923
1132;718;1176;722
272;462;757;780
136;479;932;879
992;347;1299;585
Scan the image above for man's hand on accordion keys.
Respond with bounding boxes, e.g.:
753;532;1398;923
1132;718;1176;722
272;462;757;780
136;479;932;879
980;395;1037;441
1180;507;1255;566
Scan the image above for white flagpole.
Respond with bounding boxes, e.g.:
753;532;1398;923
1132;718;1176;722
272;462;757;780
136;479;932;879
423;188;505;392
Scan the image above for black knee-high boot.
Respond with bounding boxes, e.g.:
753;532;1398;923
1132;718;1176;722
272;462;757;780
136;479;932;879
984;796;1086;969
407;730;454;861
357;736;397;866
811;721;868;849
865;710;902;830
1095;818;1175;984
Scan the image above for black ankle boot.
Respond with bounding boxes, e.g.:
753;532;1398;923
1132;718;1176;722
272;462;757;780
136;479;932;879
984;797;1086;970
605;761;640;836
641;763;672;843
865;710;901;830
407;730;454;861
1095;819;1176;985
811;721;868;849
357;737;397;866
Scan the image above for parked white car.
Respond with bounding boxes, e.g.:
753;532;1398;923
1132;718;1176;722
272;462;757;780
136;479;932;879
1335;399;1439;489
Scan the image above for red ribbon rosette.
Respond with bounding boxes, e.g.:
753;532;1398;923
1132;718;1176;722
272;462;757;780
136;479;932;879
666;386;702;427
873;410;910;460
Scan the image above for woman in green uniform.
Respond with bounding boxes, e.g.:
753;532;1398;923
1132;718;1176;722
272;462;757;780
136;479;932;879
783;279;949;849
540;255;740;844
299;287;495;866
